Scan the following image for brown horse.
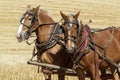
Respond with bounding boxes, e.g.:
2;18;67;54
60;11;120;80
16;5;73;80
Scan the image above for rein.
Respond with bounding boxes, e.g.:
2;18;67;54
75;26;89;53
72;25;90;64
73;26;120;69
35;19;64;48
36;23;59;47
30;23;65;59
72;26;116;63
25;23;58;45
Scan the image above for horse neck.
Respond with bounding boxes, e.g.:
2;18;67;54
91;27;120;46
114;27;120;44
39;12;54;24
36;13;55;43
77;27;86;45
77;21;85;42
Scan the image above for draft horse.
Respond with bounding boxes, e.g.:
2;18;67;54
60;11;120;80
16;5;73;80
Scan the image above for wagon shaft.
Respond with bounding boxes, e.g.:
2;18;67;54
27;60;75;72
27;60;115;79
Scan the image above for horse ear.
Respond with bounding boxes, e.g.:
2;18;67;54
27;5;31;11
73;11;80;19
35;4;41;12
60;11;68;20
36;4;41;10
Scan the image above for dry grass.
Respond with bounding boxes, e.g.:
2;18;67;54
0;64;44;80
0;65;78;80
0;54;78;80
0;0;120;80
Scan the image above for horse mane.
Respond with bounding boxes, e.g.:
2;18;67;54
68;14;74;17
38;9;52;17
91;26;116;33
38;9;54;23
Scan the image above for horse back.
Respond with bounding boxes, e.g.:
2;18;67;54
92;27;120;64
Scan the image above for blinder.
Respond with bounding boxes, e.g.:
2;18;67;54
64;20;78;29
20;11;38;30
20;11;27;23
63;19;81;43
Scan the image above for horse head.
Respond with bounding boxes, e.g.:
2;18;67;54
16;4;60;47
16;5;40;42
60;11;81;53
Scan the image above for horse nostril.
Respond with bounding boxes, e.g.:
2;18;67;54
16;34;21;39
16;34;22;42
65;46;75;53
24;32;29;39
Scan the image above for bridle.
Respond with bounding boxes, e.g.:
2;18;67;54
62;19;81;44
20;10;62;34
62;19;90;54
20;10;65;50
20;11;38;33
62;19;91;64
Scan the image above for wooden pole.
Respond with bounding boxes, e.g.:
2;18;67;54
27;60;75;72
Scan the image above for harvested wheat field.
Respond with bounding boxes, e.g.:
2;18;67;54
0;0;120;80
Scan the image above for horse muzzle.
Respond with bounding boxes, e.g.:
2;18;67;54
65;47;75;54
16;31;30;42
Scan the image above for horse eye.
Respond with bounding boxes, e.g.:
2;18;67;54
74;26;77;29
28;18;32;20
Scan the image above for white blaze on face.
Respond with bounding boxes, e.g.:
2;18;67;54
68;30;71;48
16;14;28;37
69;23;72;27
68;17;73;47
16;19;24;37
17;25;23;37
69;17;73;27
68;18;75;49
